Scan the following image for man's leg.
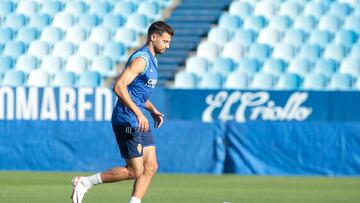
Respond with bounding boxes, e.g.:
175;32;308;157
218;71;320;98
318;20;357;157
101;156;144;183
71;157;145;203
131;146;158;200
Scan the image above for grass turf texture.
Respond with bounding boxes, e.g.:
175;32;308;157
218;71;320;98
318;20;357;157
0;172;359;203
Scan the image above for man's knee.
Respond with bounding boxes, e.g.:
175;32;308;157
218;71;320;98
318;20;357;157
145;162;158;177
127;166;143;179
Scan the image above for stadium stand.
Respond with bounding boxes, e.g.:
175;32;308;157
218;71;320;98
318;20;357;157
172;0;360;90
0;0;360;91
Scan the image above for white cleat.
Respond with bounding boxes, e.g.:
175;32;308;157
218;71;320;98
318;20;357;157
71;176;88;203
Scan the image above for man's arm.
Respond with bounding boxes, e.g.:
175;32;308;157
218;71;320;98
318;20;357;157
113;57;149;132
144;100;164;128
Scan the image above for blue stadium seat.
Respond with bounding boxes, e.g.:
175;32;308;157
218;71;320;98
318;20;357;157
28;40;50;58
114;27;139;48
0;1;15;17
52;41;75;60
224;72;249;89
0;56;13;74
293;15;317;32
257;28;280;46
279;1;302;18
218;14;242;32
16;27;38;45
2;70;26;86
351;44;360;59
313;59;338;78
102;14;125;32
77;71;102;87
53;13;75;30
78;14;100;31
262;58;287;76
243;15;267;32
78;41;100;60
318;15;341;33
273;44;296;62
299;44;323;62
344;15;360;33
221;42;244;62
126;14;149;34
3;41;26;58
41;1;63;16
284;29;307;46
288;58;312;77
0;27;14;44
16;0;38;16
65;1;87;15
196;41;219;62
185;56;209;76
89;1;111;16
52;71;77;87
308;30;333;47
90;56;115;77
303;2;327;18
113;1;137;18
251;73;275;90
339;57;360;77
232;28;256;46
103;42;127;63
208;27;230;47
212;57;235;76
323;44;347;61
65;26;87;45
173;71;198;89
328;2;352;19
276;73;302;90
228;1;252;19
329;73;353;90
355;78;360;90
254;1;276;19
138;1;161;20
5;13;27;30
27;70;50;87
40;26;63;44
65;56;88;74
248;44;271;62
15;55;38;74
355;3;360;15
269;15;292;32
40;56;63;75
198;72;223;89
302;73;327;90
28;14;51;30
334;29;358;48
236;58;260;76
89;26;112;45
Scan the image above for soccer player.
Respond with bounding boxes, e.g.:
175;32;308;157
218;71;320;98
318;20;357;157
71;21;174;203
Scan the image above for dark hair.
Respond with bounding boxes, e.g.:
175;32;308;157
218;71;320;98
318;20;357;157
148;21;174;36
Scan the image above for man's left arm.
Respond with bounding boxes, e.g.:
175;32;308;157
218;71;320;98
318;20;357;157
144;100;164;128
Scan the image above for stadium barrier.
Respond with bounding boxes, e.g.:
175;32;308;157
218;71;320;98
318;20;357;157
0;87;359;175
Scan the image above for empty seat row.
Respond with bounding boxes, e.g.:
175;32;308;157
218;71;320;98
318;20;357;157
0;70;103;87
0;55;119;77
0;0;167;19
174;70;359;90
0;40;128;63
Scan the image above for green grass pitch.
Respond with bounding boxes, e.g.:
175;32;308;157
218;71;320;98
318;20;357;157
0;172;359;203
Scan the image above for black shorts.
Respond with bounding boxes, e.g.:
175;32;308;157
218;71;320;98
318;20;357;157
112;123;155;159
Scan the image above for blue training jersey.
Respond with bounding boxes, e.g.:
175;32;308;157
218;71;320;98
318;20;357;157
111;45;158;127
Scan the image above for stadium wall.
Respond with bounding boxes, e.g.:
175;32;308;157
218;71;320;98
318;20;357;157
0;87;359;176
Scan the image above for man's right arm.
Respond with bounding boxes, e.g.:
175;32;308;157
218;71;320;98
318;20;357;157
113;57;149;132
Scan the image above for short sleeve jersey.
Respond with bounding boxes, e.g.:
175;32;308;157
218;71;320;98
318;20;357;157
111;45;158;127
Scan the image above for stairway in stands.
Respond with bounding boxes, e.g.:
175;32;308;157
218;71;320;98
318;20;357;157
156;0;232;86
